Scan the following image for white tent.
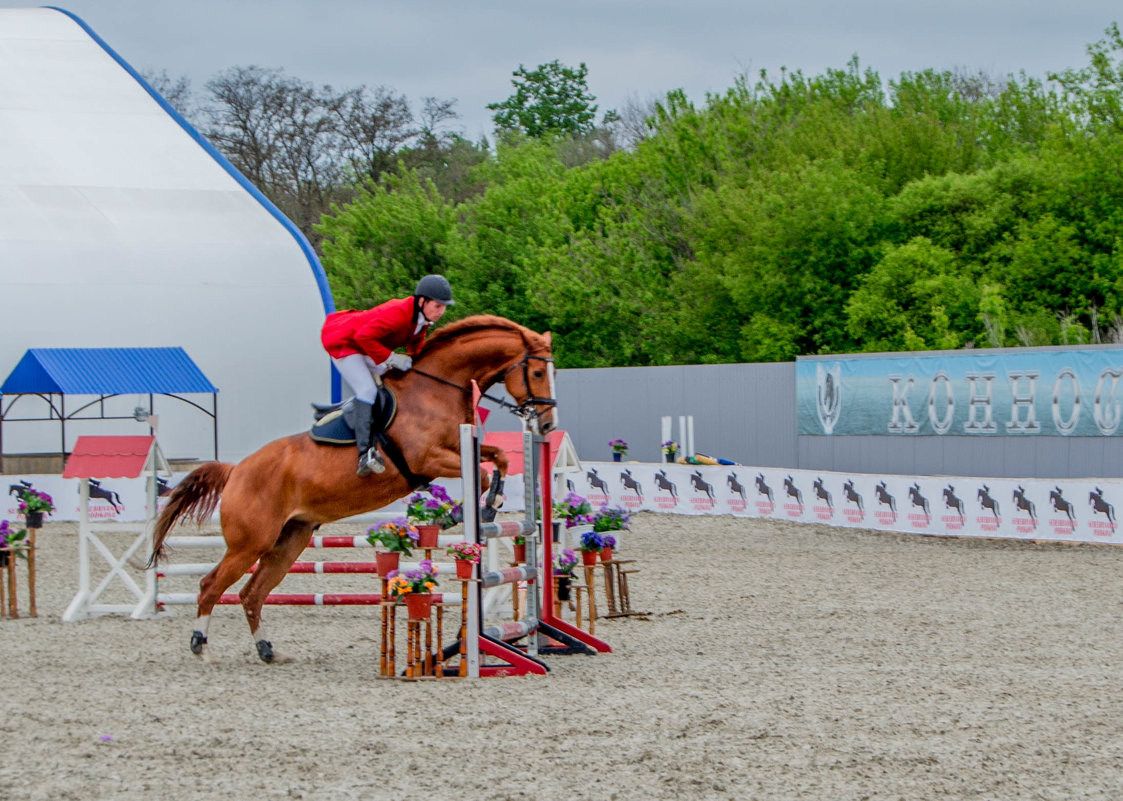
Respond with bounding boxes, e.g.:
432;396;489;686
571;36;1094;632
0;8;332;462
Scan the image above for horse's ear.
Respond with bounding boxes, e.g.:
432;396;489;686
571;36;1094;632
543;331;552;348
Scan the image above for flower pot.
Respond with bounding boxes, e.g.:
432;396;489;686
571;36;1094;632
512;543;527;563
581;550;598;566
415;524;440;548
556;575;572;601
404;592;434;620
665;453;675;463
600;547;614;562
612;452;622;462
375;550;401;576
455;559;474;580
25;511;43;529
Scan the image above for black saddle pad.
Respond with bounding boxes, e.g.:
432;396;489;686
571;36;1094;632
309;388;397;446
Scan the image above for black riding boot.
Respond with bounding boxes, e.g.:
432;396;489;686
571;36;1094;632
353;400;385;477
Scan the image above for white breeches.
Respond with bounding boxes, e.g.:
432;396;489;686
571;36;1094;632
333;353;384;403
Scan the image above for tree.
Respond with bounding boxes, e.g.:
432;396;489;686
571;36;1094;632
488;60;607;138
201;66;345;245
330;85;417;182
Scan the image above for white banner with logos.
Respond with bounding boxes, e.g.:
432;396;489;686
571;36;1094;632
564;461;1123;545
7;464;1122;546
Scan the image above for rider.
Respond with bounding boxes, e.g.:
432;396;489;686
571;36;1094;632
321;274;454;476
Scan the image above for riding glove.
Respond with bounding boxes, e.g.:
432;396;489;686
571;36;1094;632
384;353;413;372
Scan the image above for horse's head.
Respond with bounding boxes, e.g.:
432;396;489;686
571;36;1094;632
498;329;556;436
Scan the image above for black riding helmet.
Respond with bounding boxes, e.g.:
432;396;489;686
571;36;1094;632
414;274;455;306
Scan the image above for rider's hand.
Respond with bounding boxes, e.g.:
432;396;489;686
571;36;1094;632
385;353;413;372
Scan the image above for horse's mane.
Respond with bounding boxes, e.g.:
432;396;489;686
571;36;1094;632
417;314;533;358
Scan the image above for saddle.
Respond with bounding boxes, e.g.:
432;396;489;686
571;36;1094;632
309;387;397;445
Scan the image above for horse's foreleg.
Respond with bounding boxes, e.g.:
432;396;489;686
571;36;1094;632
239;520;314;663
479;445;509;476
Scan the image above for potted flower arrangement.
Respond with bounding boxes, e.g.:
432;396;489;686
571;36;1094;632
554;548;578;601
553;492;592;529
593;505;631;533
16;487;54;528
366;517;419;575
578;530;604;566
662;440;679;463
386;559;440;619
0;519;28;568
608;438;628;462
592;505;630;561
512;534;528;564
446;541;480;579
405;486;461;547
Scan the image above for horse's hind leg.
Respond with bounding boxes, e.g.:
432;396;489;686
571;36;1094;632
193;547;262;661
239;519;315;663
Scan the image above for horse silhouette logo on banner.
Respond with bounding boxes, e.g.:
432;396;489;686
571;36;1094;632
816;362;842;434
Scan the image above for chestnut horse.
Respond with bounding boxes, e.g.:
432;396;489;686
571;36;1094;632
150;315;556;663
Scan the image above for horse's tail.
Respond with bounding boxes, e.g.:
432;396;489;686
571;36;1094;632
148;462;234;567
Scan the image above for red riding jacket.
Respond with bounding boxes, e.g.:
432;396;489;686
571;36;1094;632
321;297;428;363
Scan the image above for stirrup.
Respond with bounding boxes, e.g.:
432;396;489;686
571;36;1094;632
357;447;385;477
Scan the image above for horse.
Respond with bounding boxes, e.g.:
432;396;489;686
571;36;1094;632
978;485;999;519
1049;487;1075;523
908;483;929;517
620;469;643;497
1013;485;1036;525
727;473;746;501
690;470;714;500
875;481;896;520
842;480;863;513
654;470;678;502
812;477;832;510
783;475;802;508
586;468;609;495
88;479;124;513
149;315;556;663
942;484;964;518
754;474;773;504
1090;487;1116;527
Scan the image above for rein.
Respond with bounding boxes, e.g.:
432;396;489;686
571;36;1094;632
410;351;557;422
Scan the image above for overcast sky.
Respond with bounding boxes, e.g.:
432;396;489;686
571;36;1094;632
6;1;1121;139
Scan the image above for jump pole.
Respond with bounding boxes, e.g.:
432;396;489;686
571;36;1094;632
536;429;611;655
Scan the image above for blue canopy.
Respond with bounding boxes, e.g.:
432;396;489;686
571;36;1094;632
1;347;217;395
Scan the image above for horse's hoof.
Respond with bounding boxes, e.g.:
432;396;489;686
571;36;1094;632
190;631;207;655
256;639;275;663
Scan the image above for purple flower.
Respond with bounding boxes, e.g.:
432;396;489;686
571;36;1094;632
602;535;616;548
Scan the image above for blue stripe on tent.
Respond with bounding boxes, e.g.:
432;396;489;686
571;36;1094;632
1;348;217;395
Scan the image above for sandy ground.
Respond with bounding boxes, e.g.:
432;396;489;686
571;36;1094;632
3;513;1123;800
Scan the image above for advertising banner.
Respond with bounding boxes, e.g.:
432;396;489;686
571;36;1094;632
797;349;1123;437
8;464;1122;546
564;461;1123;546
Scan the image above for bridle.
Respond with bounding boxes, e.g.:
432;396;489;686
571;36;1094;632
411;349;557;423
